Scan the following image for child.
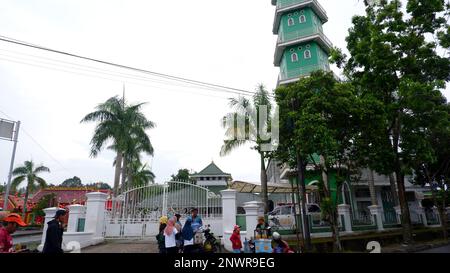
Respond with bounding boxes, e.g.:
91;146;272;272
229;225;242;253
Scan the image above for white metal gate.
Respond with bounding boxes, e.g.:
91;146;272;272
103;180;222;239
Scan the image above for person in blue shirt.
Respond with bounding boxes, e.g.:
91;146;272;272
189;208;203;233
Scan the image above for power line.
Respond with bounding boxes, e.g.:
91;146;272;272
0;55;231;101
0;51;242;100
0;35;266;98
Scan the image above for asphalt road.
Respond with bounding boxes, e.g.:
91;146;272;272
418;244;450;253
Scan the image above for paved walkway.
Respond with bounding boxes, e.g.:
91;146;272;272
82;239;159;253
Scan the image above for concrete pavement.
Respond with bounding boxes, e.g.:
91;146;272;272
82;239;159;253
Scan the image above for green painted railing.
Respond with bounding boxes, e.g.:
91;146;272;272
280;63;330;81
279;27;318;43
276;0;327;18
276;0;311;9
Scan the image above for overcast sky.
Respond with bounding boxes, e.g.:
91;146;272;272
0;0;449;188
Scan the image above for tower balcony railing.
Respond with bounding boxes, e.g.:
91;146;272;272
277;26;332;48
276;0;326;16
278;63;330;82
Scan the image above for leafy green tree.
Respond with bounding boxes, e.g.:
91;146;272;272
220;84;274;213
11;160;50;218
81;96;155;196
171;169;194;183
129;163;155;187
333;0;450;245
32;193;57;217
413;103;450;241
85;182;112;190
60;176;83;187
276;71;361;252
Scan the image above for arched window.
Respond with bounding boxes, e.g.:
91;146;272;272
291;53;298;62
288;17;295;26
299;15;306;23
304;50;311;59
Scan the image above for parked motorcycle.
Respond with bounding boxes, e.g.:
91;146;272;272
202;225;221;253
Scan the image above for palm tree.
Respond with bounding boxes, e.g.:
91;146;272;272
130;163;155;187
11;160;50;218
110;135;154;191
220;84;273;213
81;96;155;196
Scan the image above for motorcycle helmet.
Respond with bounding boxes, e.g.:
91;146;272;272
272;232;281;240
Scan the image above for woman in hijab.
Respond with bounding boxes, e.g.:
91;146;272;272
181;217;195;253
164;217;179;254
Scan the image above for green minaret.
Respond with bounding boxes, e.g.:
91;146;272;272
272;0;332;85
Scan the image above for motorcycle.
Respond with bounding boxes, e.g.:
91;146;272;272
202;225;221;253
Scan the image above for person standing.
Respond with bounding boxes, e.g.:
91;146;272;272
189;208;203;233
181;218;195;253
230;225;242;253
164;217;178;254
0;213;27;253
42;209;67;254
189;208;203;252
255;216;271;238
174;214;183;252
156;216;168;254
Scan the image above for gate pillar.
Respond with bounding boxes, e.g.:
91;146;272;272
221;189;237;252
85;192;108;244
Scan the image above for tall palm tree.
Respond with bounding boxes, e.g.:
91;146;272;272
130;162;155;187
221;84;273;213
81;96;155;196
12;160;49;218
110;136;154;191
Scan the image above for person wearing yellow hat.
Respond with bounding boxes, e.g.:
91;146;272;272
0;213;27;253
159;216;168;225
156;215;169;253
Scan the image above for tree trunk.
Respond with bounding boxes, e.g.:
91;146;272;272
121;155;127;191
297;153;312;252
392;115;413;245
389;173;399;206
331;209;342;252
320;155;329;193
260;152;269;214
369;170;377;206
396;171;413;245
127;168;133;189
320;155;342;252
290;180;303;252
22;185;29;221
113;151;123;197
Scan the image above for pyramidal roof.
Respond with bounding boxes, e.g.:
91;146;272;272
193;161;231;176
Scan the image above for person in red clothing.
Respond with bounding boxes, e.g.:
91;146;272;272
0;213;27;253
229;225;242;253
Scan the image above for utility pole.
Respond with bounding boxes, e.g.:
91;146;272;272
3;121;20;211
